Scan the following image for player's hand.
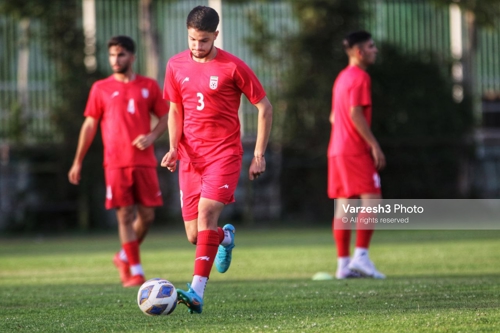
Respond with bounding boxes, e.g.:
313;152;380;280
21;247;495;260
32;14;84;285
371;145;386;171
132;134;153;150
249;156;266;180
161;149;178;172
68;163;82;185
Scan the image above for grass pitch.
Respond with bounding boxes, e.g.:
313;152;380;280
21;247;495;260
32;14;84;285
0;227;499;332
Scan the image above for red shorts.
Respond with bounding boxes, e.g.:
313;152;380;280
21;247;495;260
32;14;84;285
178;155;242;221
104;167;163;209
328;154;381;198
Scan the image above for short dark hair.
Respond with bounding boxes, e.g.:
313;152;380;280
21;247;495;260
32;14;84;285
107;35;135;54
343;30;372;49
186;6;219;32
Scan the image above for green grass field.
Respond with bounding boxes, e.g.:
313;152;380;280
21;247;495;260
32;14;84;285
1;227;499;333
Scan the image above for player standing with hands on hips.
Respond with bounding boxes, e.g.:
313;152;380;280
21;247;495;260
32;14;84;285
68;36;169;287
161;6;272;314
327;31;386;279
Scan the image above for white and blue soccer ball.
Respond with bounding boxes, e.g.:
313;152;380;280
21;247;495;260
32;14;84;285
137;278;177;316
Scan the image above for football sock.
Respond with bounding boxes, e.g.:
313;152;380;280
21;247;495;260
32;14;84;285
120;219;147;262
118;249;128;262
123;240;140;265
217;227;225;244
355;212;375;249
193;229;220;278
191;275;208;298
337;256;350;269
333;218;351;257
130;264;144;277
353;247;369;259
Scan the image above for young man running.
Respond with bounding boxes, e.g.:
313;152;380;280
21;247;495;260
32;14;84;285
161;6;273;314
69;36;169;287
328;30;386;280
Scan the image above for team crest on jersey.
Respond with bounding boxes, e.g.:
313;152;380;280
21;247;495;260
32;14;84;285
141;88;149;98
209;76;218;90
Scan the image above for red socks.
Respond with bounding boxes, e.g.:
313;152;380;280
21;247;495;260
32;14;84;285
217;227;225;243
194;230;220;278
333;213;375;257
333;218;351;257
122;240;140;266
355;212;375;248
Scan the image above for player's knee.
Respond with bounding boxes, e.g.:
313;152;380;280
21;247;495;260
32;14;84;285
116;207;135;226
142;214;155;227
187;234;197;245
137;208;155;226
197;208;221;230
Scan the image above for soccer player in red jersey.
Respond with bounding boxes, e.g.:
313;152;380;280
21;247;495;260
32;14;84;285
161;6;273;314
68;36;169;287
327;31;386;279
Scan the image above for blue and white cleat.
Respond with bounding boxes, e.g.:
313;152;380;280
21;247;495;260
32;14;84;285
215;224;235;273
177;283;204;314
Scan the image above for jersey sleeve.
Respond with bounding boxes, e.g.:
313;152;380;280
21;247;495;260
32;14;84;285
233;61;266;105
163;60;181;103
350;75;371;108
150;81;169;117
83;83;103;119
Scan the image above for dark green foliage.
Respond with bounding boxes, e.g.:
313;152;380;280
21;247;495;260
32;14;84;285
41;1;107;230
0;0;45;19
0;0;107;231
246;0;474;220
281;0;363;149
0;0;105;151
432;0;500;28
36;1;105;147
4;102;23;142
370;44;474;198
278;0;366;220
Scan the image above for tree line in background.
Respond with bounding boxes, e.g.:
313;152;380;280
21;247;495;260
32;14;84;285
246;0;478;220
1;0;496;231
1;0;106;231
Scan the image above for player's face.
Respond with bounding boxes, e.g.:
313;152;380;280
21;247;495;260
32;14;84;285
108;46;134;74
359;39;378;66
188;28;218;61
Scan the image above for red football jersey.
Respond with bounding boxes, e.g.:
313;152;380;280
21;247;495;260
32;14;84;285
328;65;372;156
163;48;267;162
84;75;169;168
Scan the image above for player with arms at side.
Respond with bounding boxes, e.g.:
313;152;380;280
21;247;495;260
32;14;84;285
161;6;272;314
328;30;386;279
68;36;169;287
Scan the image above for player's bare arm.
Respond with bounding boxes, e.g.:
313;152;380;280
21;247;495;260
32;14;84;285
160;102;184;172
249;96;273;180
350;105;386;170
68;117;99;185
132;113;169;150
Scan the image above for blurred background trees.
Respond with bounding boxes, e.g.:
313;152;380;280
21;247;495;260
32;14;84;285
246;0;475;220
1;0;499;232
0;0;105;231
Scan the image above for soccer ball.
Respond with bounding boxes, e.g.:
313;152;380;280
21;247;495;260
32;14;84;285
137;278;177;316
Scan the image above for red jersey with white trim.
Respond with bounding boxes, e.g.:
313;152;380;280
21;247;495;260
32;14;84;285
84;75;169;168
328;65;372;156
163;48;266;162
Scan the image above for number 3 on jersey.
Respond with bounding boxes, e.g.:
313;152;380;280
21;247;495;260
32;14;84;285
196;92;204;111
